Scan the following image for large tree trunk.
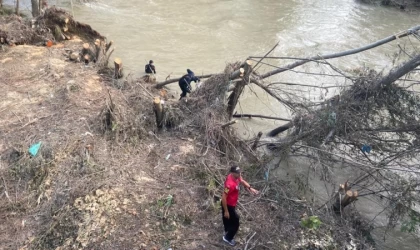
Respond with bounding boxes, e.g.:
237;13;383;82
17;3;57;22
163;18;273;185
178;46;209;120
376;53;420;89
227;60;253;118
31;0;40;17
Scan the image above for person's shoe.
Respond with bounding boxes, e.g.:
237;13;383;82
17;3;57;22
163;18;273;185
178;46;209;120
222;236;236;246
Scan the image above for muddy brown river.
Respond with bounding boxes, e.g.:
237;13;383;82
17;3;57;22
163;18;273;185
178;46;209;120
6;0;420;248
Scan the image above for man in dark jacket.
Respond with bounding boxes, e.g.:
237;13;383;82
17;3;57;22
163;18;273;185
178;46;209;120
145;60;156;74
178;69;200;100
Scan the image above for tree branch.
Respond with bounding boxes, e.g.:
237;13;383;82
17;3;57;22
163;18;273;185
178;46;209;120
259;25;420;79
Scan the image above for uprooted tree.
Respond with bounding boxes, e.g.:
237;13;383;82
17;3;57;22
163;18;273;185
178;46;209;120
152;25;420;234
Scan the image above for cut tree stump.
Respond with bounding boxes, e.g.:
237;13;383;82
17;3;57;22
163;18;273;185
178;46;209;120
94;39;101;63
153;97;165;129
227;60;253;118
332;181;358;214
114;58;123;79
82;43;90;56
70;52;79;61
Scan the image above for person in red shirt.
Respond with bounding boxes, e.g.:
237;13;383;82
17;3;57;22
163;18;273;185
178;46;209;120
221;165;259;246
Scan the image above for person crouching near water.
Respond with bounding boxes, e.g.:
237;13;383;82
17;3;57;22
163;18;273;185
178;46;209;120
178;69;200;100
145;60;156;74
221;165;259;246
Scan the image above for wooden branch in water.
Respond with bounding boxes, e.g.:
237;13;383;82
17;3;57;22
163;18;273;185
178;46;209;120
233;113;291;122
259;25;420;79
250;78;295;110
267;121;294;137
376;54;420;89
261;55;420;139
267;81;351;89
252;41;279;71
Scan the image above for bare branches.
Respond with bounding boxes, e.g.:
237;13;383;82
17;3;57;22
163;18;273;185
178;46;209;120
259;25;420;79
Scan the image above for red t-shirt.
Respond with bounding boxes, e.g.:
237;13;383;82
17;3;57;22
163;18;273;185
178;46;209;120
224;174;241;206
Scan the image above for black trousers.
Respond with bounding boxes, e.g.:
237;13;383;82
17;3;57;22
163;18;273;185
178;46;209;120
222;205;240;241
178;81;191;99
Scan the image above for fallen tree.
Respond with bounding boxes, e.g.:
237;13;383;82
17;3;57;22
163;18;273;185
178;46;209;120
152;25;420;234
244;27;420;232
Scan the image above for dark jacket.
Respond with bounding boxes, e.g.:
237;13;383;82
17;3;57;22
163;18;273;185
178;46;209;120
179;70;200;93
145;64;156;74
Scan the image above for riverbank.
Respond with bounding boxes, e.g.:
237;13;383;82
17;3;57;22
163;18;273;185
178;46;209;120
0;8;375;250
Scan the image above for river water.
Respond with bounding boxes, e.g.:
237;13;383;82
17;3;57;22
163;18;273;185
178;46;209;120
62;0;420;136
7;0;420;248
